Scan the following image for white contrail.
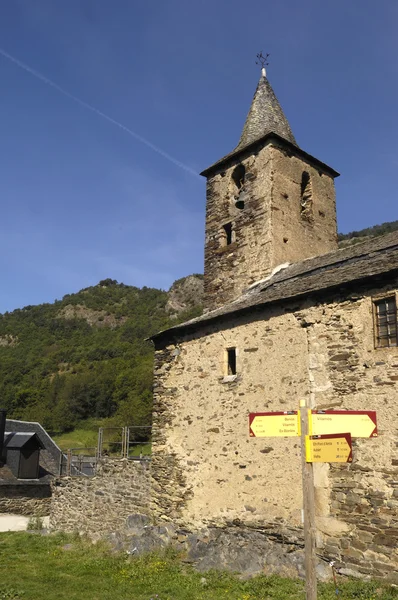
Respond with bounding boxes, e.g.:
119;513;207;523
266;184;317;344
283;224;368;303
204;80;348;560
0;46;201;179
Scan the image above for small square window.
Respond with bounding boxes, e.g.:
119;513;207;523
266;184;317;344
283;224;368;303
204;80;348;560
226;347;237;375
374;297;397;348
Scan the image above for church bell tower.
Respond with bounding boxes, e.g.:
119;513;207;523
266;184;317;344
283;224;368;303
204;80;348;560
201;66;339;312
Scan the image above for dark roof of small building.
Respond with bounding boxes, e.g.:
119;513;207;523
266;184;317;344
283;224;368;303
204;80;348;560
151;231;398;343
5;419;62;476
0;463;52;485
4;432;44;450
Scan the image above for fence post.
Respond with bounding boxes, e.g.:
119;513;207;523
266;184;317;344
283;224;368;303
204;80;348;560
97;428;103;458
126;427;130;458
66;449;72;476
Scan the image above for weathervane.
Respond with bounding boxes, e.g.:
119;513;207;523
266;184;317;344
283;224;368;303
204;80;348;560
256;52;270;76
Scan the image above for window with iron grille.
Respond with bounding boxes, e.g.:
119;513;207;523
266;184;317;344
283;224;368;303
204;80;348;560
374;296;398;348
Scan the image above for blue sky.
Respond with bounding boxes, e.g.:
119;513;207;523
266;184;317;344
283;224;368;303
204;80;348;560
0;0;397;313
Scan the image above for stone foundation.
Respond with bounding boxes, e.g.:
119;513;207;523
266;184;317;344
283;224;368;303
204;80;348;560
0;483;51;517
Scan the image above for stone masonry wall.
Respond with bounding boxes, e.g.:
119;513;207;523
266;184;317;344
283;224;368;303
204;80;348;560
204;146;273;311
0;484;51;517
203;141;337;311
270;143;337;269
151;277;398;581
50;458;151;535
298;283;398;580
152;308;308;528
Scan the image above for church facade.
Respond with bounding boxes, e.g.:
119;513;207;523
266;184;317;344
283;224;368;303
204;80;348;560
150;70;398;580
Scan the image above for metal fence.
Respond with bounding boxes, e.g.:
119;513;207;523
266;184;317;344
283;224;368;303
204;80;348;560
97;426;152;459
59;426;152;476
59;448;98;476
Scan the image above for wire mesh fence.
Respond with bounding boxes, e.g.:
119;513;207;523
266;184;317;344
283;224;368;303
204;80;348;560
125;426;152;459
97;427;125;458
59;426;152;476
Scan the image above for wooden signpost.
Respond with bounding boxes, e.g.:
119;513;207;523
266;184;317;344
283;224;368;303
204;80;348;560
249;406;377;600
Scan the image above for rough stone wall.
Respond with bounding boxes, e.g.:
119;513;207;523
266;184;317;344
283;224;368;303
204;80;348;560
152;309;309;528
204;146;273;311
203;142;337;311
297;283;398;579
0;484;51;517
151;279;398;580
50;458;151;535
270;144;337;269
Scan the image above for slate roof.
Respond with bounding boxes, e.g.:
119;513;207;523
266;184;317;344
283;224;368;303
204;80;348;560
200;73;338;178
3;432;44;450
237;74;297;150
151;231;398;343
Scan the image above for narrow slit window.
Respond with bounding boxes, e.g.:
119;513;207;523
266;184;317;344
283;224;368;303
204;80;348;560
300;171;313;222
223;222;233;245
374;297;398;348
227;347;237;375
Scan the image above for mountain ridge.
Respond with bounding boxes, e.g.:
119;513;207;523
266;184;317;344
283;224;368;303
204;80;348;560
0;275;203;433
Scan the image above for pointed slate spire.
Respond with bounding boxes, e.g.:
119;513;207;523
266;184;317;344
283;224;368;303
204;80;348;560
235;67;298;151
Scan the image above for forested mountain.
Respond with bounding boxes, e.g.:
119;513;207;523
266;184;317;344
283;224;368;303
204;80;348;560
338;220;398;246
0;276;203;433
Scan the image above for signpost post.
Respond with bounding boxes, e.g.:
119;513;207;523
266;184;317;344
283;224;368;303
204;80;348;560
300;401;317;600
249;407;377;600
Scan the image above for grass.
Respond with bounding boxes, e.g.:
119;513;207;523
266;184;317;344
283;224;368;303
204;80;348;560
52;420;151;457
0;532;397;600
52;419;103;452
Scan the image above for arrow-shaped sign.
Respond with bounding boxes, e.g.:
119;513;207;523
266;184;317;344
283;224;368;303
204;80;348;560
306;433;352;463
310;410;377;438
249;411;300;437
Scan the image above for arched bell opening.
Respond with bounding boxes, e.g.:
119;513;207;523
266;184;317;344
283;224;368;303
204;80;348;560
231;164;246;210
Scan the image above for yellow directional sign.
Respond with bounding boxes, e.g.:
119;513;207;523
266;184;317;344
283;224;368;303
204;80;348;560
306;433;352;463
249;412;300;437
309;410;377;438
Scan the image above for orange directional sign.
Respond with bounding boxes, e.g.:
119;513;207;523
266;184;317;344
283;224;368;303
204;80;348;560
310;410;377;438
249;411;300;437
306;433;352;463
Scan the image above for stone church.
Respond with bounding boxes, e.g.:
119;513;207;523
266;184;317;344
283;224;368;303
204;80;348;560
150;68;398;580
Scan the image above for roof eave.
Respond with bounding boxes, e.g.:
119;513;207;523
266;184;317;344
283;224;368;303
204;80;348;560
150;267;397;346
200;133;340;179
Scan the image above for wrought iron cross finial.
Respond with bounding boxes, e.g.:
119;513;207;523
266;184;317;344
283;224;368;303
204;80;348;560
256;52;270;69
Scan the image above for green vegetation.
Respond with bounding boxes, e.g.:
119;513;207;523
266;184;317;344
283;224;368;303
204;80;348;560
0;279;202;436
338;219;398;243
26;516;44;531
0;532;396;600
52;419;105;451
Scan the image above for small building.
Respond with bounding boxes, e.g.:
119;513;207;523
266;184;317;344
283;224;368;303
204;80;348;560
3;432;44;480
0;417;61;519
